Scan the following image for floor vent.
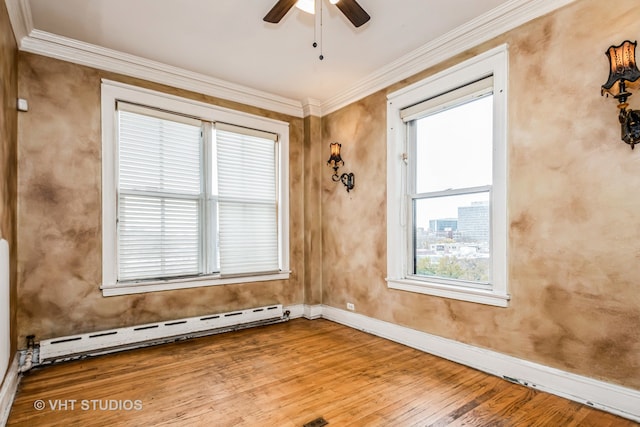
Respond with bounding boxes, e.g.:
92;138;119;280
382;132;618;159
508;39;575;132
38;304;284;363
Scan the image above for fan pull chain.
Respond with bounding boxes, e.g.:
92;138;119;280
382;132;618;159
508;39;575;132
312;0;324;60
319;0;324;60
312;1;318;50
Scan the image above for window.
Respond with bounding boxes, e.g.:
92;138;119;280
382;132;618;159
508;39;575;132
386;45;508;307
117;104;204;281
101;80;289;296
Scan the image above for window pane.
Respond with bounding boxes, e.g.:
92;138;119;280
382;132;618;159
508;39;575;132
218;201;278;275
216;129;276;201
413;192;490;283
415;95;493;193
119;110;202;195
117;109;203;282
118;195;200;281
216;127;279;276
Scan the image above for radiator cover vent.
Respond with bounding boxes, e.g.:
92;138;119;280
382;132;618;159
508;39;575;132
39;304;283;362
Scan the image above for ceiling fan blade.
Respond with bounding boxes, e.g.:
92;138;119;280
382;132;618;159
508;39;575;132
264;0;299;23
335;0;370;28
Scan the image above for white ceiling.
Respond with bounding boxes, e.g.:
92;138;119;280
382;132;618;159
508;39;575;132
25;0;511;104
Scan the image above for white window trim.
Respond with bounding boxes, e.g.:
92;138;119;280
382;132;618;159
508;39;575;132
386;44;509;307
101;80;290;297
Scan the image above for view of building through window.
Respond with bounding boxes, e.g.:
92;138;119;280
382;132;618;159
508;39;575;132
414;193;490;283
412;94;493;284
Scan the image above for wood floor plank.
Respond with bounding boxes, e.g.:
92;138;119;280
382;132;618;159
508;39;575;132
566;405;640;427
445;381;537;426
7;319;638;426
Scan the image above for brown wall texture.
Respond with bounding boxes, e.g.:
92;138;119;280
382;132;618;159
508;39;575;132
16;53;305;344
0;0;18;356
321;0;640;390
10;0;640;394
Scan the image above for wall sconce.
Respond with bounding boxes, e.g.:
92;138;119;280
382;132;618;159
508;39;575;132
602;40;640;149
327;142;355;192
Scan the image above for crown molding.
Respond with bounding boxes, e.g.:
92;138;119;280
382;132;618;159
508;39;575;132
20;30;305;118
6;0;577;118
5;0;304;118
4;0;31;43
302;98;322;117
320;0;578;115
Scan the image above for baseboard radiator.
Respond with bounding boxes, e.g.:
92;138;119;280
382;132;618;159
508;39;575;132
37;304;285;364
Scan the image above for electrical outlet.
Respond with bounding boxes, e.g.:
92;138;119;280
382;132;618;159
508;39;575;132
347;302;355;311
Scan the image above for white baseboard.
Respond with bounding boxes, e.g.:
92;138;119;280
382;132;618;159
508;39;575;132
285;304;322;320
320;305;640;423
284;304;305;320
304;305;323;320
3;304;638;423
0;355;20;427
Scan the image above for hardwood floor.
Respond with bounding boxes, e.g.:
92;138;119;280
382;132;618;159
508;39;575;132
7;319;637;426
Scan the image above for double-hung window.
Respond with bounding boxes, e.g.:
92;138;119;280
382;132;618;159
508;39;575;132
117;103;205;281
386;45;509;307
101;81;289;296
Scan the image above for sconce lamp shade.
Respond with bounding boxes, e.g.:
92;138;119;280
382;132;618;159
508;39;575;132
602;40;640;98
327;142;344;169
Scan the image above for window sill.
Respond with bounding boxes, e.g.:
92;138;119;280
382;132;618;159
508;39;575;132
386;277;509;307
101;272;290;297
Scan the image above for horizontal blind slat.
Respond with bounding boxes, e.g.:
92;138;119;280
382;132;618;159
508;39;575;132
119;110;202;195
216;127;279;276
119;195;200;281
117;107;203;282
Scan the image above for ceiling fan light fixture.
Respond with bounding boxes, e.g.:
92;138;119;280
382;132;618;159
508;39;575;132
264;0;369;27
295;0;315;14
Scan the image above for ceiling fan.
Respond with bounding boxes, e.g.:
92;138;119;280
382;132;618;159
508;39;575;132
264;0;371;28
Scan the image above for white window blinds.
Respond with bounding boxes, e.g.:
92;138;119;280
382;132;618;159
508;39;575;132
102;81;290;294
117;103;203;281
215;123;279;276
115;103;281;283
400;76;494;122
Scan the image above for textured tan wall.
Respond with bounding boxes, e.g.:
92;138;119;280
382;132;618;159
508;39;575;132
0;0;18;354
322;0;640;389
12;0;640;391
16;53;305;343
303;115;323;305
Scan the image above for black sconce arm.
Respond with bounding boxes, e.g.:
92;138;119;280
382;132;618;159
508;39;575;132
340;172;355;192
619;107;640;149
